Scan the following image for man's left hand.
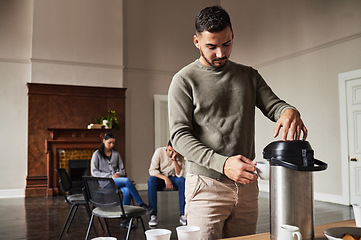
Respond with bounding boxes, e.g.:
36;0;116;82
171;152;178;160
274;109;308;140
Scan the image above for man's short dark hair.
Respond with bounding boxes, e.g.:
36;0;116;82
195;5;232;34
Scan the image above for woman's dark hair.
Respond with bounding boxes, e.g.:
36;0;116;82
103;132;115;140
167;140;172;147
195;6;232;34
98;132;115;157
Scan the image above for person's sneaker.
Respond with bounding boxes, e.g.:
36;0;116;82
140;203;153;215
179;215;187;226
120;218;136;229
120;219;129;229
148;215;158;227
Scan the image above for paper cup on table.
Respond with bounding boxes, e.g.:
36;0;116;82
145;229;171;240
176;226;201;240
352;204;361;227
91;238;117;240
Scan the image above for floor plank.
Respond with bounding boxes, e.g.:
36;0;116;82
0;190;353;240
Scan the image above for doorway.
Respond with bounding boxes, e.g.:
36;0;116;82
339;68;361;204
154;94;169;150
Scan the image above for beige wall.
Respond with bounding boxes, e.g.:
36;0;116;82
0;0;360;203
31;0;124;87
123;0;220;187
0;0;125;197
0;0;32;197
223;0;361;203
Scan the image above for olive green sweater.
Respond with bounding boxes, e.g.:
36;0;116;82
168;60;296;180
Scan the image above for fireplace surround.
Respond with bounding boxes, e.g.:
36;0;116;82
45;128;107;196
26;83;126;197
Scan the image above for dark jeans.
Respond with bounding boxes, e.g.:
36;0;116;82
147;176;185;215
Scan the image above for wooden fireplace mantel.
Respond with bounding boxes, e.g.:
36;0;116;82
47;128;108;142
46;128;108;196
26;83;126;197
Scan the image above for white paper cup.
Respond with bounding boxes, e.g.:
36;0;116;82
91;238;117;240
145;229;172;240
352;204;361;227
176;226;201;240
256;161;269;180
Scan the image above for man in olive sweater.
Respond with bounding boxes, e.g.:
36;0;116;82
168;6;307;240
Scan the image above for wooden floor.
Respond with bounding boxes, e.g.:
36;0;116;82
0;191;354;240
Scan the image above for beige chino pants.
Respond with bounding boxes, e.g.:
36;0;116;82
185;173;259;240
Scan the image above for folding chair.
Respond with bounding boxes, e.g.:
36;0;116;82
56;168;101;240
83;176;148;240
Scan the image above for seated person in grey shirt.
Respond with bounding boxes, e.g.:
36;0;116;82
91;132;153;227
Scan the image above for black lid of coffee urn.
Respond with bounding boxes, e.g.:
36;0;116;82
263;140;327;171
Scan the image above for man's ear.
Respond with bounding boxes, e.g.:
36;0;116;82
194;34;200;49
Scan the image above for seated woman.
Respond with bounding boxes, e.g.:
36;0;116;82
91;132;152;227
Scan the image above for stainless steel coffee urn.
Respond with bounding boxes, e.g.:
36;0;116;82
263;140;327;240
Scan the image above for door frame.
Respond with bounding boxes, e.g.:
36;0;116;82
154;94;169;150
338;68;361;205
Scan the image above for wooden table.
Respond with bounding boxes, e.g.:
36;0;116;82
221;219;356;239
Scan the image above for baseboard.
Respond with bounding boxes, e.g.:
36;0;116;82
136;181;348;206
313;192;349;206
0;189;25;198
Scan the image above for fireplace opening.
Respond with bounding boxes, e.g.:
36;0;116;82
57;149;94;194
68;159;90;193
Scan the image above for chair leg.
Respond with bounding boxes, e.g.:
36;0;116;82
66;205;79;233
104;218;112;236
84;204;100;236
125;218;134;240
85;203;104;235
58;204;76;240
85;214;95;240
97;217;106;233
91;220;99;237
139;217;147;239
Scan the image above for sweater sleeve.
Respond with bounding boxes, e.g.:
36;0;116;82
149;148;162;176
254;70;297;121
168;74;228;174
176;156;185;178
116;152;126;177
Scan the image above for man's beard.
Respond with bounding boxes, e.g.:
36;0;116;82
200;49;228;68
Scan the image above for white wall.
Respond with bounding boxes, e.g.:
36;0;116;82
1;0;360;203
123;0;219;186
31;0;124;87
223;0;361;204
123;0;361;203
0;0;32;197
0;0;124;197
